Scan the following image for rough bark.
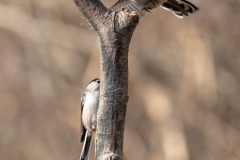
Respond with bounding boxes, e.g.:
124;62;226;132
73;0;139;160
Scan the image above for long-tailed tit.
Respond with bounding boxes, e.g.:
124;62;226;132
80;78;100;160
111;0;199;18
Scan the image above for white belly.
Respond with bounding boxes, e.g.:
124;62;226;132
82;92;99;131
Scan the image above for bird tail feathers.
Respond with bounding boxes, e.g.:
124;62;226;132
161;0;199;18
80;132;92;160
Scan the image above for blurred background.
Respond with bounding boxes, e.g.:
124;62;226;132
0;0;240;160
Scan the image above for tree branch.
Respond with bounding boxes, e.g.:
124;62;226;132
97;9;138;160
73;0;108;30
73;1;139;159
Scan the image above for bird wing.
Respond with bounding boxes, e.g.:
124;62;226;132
80;92;87;142
111;0;130;9
111;0;146;17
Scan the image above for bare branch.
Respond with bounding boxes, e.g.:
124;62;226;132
97;9;139;160
73;0;108;30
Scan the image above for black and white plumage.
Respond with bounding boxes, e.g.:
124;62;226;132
80;78;100;160
111;0;199;18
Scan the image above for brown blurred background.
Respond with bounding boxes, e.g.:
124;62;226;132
0;0;240;160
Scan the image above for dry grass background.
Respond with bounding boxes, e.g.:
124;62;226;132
0;0;240;160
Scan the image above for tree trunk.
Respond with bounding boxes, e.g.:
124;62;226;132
73;1;139;159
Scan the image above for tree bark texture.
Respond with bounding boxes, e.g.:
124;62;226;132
73;0;139;159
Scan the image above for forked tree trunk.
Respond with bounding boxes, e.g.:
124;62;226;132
73;0;139;159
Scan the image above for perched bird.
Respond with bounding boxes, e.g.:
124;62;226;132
111;0;199;18
80;78;100;160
